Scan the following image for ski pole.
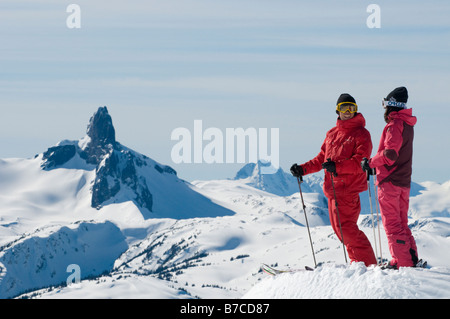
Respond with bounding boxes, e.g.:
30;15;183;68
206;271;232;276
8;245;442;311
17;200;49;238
366;169;379;265
327;159;348;264
297;175;317;268
373;175;383;263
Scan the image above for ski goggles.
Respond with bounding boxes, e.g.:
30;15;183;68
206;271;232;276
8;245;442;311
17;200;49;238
336;102;358;113
382;99;407;109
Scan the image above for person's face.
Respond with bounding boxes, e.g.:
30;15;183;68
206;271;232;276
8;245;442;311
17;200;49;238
339;109;355;121
336;102;357;121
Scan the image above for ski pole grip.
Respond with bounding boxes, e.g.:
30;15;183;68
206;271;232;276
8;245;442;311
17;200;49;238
326;158;337;177
363;157;370;181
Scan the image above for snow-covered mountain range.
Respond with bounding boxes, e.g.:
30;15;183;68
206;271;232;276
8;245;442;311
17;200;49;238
1;107;449;299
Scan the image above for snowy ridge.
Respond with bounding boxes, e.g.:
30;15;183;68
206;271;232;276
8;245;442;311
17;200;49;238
0;221;127;298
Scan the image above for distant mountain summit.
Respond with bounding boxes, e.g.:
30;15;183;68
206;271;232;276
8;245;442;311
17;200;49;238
40;106;233;219
83;106;117;165
41;106;117;170
233;160;323;196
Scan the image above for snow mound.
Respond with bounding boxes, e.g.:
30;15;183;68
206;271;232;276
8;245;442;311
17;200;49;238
243;263;450;299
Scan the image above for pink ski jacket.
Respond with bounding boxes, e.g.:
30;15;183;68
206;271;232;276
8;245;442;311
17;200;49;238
369;108;417;188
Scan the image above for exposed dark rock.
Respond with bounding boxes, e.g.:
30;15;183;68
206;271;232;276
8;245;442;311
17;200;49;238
82;106;116;165
41;144;76;170
155;164;177;175
91;151;121;209
91;148;153;212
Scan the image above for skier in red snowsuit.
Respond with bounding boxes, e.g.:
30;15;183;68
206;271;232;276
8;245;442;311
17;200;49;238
361;87;419;269
291;93;377;266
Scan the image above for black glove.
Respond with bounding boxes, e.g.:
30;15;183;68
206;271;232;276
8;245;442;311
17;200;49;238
322;159;337;176
290;163;304;177
361;157;376;175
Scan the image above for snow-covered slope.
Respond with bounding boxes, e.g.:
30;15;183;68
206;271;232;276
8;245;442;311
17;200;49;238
243;262;450;299
14;170;450;299
16;203;450;299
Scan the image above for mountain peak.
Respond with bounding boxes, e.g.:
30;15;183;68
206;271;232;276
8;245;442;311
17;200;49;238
233;161;324;196
40;106;154;212
86;106;116;148
234;162;257;180
83;106;117;165
233;160;280;180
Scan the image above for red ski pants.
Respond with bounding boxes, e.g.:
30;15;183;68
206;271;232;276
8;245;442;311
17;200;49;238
328;194;377;266
378;182;418;267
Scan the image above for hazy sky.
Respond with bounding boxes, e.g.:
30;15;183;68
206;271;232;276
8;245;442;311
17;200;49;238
1;0;449;183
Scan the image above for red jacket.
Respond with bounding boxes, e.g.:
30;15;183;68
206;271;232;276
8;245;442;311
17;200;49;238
369;108;417;188
301;113;372;198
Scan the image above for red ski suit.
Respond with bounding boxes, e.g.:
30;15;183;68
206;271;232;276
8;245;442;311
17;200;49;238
369;108;418;267
301;113;377;266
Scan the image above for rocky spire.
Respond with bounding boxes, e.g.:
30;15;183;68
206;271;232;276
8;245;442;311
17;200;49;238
86;106;116;148
83;106;117;165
